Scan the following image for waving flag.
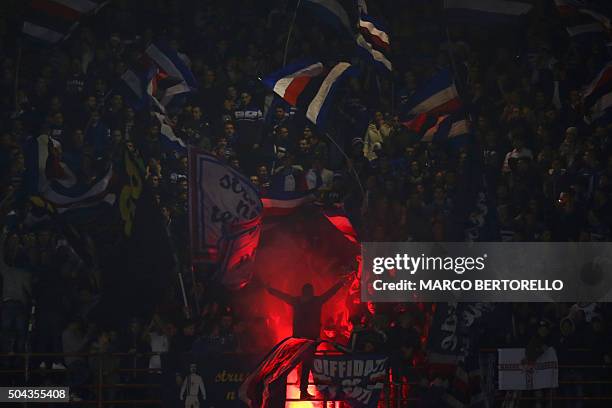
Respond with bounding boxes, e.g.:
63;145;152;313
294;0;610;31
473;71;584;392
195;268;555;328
322;206;359;244
25;135;115;214
261;190;316;217
553;2;609;39
305;62;356;126
240;338;316;408
188;149;263;263
263;61;357;127
356;33;392;73
22;0;108;44
402;69;462;117
303;0;354;38
444;0;532;24
355;12;392;73
262;61;325;106
583;61;612;107
119;66;159;110
358;14;390;52
583;61;612;122
421;114;470;143
217;215;262;290
554;0;589;16
153;112;187;153
145;42;197;107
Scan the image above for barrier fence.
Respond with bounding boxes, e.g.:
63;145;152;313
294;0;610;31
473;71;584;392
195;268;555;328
1;349;611;407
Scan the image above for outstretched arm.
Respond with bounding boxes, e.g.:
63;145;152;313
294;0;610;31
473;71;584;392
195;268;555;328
319;278;347;303
266;286;296;305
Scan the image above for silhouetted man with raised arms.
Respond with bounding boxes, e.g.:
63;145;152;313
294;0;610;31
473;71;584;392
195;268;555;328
266;277;349;399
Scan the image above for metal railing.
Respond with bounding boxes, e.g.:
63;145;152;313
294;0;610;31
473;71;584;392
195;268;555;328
1;349;611;407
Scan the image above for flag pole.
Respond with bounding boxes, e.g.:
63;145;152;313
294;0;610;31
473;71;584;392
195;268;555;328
324;132;366;201
283;0;303;67
14;41;22;114
445;26;472;124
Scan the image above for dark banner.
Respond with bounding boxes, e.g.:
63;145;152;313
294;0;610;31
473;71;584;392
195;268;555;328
162;353;262;408
312;354;388;408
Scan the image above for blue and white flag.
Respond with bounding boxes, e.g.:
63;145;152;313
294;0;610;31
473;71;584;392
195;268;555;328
25;134;115;214
145;42;197;106
304;0;354;38
421;114;470;143
188;149;263;263
217;215;262;290
312;354;388;408
153;112;186;154
563;8;610;39
261;190;316;217
356;33;392;73
358;14;390;52
305;62;357;126
119;67;158;110
401;69;462;117
22;0;108;44
263;61;357;128
444;0;532;24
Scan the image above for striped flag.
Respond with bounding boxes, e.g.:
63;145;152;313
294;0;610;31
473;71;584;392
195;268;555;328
582;60;612;108
22;0;108;44
119;66;158;110
25;134;115;214
583;61;612;122
355;13;392;73
444;0;532;24
240;338;316;408
322;206;358;244
554;0;589;16
145;42;197;107
585;90;612;123
402;69;462;117
262;61;325;106
356;33;392;72
152;112;187;153
303;0;354;38
261;190;316;217
554;3;611;39
262;61;357;127
421;114;470;143
358;14;390;52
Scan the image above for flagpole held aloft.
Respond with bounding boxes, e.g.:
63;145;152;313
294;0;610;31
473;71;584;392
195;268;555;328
324;132;366;204
283;0;303;67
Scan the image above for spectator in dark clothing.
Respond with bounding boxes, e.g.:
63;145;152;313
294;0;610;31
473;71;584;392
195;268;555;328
266;277;349;399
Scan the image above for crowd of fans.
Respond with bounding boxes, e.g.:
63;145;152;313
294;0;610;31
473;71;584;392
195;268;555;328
1;0;612;405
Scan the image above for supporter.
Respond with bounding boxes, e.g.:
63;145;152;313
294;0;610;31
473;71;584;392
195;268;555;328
0;228;31;356
0;0;610;405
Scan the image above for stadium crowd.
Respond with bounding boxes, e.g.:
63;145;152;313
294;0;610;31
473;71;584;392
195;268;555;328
1;0;612;406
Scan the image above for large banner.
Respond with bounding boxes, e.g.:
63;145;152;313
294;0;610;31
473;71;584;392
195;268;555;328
498;347;559;390
217;215;262;290
312;354;388;408
162;352;262;408
427;302;497;367
240;338;315;408
188;149;262;263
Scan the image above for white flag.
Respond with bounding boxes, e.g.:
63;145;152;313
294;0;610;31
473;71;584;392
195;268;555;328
498;347;559;390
